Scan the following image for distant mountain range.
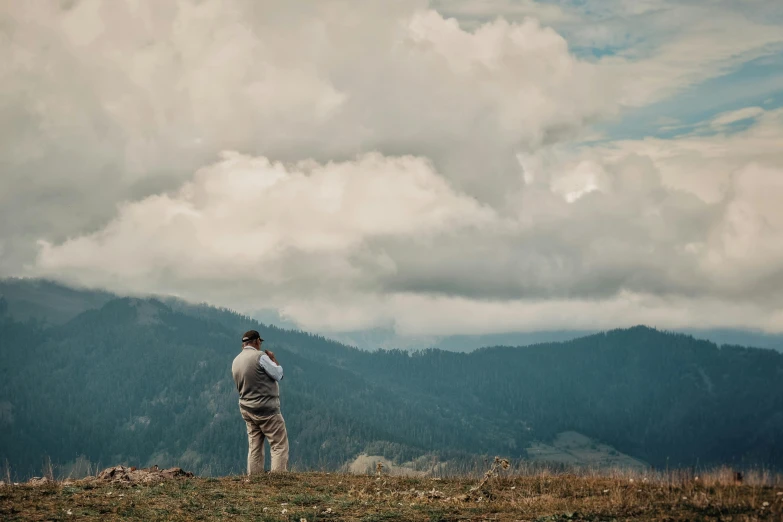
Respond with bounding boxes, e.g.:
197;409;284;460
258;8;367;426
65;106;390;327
2;278;783;353
327;327;783;353
1;278;782;479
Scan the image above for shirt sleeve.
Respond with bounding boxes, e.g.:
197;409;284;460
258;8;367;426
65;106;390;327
258;353;284;381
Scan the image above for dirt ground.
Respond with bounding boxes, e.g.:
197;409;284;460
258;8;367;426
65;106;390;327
2;468;782;521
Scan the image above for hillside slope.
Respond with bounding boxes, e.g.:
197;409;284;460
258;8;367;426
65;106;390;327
1;291;783;479
0;279;115;325
4;278;783;353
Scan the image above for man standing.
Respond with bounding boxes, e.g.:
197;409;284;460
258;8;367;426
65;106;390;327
231;329;289;474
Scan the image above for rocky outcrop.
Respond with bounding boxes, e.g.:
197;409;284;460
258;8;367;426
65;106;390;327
96;465;193;484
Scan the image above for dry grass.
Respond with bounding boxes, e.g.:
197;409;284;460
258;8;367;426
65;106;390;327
2;466;782;521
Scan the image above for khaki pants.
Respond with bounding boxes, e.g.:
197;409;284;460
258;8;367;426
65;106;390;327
240;409;289;474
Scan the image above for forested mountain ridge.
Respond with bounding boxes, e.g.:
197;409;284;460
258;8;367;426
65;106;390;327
0;297;496;478
3;278;783;353
1;289;783;480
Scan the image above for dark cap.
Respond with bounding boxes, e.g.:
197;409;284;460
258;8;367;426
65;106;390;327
242;329;264;343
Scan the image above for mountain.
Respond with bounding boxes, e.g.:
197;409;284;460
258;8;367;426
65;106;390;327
682;328;783;352
0;278;115;325
326;327;783;353
0;297;487;478
2;285;783;480
4;278;782;353
324;328;595;352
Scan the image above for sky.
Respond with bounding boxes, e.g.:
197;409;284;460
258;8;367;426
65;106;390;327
2;0;783;336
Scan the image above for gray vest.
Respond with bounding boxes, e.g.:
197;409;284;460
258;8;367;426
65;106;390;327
232;347;281;415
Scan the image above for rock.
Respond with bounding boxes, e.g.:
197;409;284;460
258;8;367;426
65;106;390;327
160;467;193;479
96;466;129;482
96;465;193;484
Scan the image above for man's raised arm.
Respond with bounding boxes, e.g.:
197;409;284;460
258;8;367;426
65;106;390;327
259;350;283;381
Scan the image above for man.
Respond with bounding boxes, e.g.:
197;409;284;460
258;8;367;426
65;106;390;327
231;329;289;474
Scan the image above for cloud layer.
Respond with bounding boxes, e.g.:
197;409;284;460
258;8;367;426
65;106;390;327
3;0;783;334
35;109;783;333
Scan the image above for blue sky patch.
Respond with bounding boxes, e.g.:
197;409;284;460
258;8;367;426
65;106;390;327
599;52;783;141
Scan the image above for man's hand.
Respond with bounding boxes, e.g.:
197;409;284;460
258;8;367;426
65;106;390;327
264;349;279;365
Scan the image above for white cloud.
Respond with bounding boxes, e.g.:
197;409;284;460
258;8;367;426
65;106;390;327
34;110;783;334
603;14;783;106
379;292;783;336
595;108;783;203
549;160;610;203
711;107;765;127
430;0;575;27
443;0;783;106
2;0;783;335
0;0;614;272
35;151;497;307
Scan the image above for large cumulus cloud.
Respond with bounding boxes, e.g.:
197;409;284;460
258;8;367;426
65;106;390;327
35;109;783;333
0;0;620;271
3;0;783;334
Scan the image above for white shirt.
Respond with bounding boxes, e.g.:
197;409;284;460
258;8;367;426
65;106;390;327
259;353;284;381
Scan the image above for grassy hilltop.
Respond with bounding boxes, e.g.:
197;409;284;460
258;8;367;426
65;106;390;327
2;467;783;521
3;284;783;479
